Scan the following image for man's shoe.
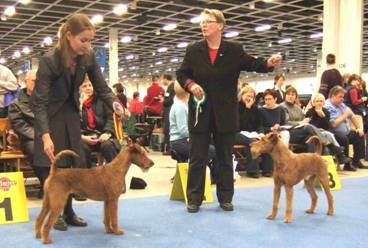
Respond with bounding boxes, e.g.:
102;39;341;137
64;215;88;227
187;204;200;213
344;163;357;172
353;161;368;169
53;215;68;231
262;172;273;177
220;202;234;211
246;172;260;178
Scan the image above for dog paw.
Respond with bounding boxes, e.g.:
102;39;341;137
113;228;125;235
266;213;276;220
305;208;315;214
327;210;334;215
42;237;53;244
283;216;293;223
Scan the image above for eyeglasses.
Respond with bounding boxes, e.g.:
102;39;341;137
200;20;218;25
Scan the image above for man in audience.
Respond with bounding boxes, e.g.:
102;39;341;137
143;74;165;122
162;74;175;155
325;86;368;171
8;71;40;194
0;64;18;117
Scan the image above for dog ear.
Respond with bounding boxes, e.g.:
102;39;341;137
268;132;279;144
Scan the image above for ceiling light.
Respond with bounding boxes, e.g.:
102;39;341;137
310;32;323;39
278;38;292;44
249;3;255;9
118;68;124;72
4;6;16;17
268;42;273;47
0;57;6;64
157;47;168;53
170;58;179;63
44;36;53;46
22;47;30;54
113;4;128;15
224;31;239;38
13;51;21;58
104;43;109;48
121;36;132;43
91;15;103;25
19;0;32;4
177;42;188;48
255;24;271;32
129;1;137;10
163;23;177;31
17;70;23;75
155;61;163;65
190;16;201;23
155;29;160;36
126;54;134;60
1;15;7;21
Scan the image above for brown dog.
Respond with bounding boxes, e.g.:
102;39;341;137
250;133;334;223
34;143;154;244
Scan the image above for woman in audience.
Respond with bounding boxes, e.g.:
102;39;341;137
80;77;121;168
345;74;368;123
306;93;350;164
234;86;270;178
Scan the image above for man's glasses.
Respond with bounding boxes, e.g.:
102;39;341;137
200;20;218;25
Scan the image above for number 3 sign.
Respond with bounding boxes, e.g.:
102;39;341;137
0;172;29;224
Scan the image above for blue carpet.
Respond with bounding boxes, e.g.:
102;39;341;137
1;177;368;248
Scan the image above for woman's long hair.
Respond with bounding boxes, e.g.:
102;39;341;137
57;13;95;69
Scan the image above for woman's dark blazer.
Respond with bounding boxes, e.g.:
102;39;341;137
32;48;117;167
176;39;272;133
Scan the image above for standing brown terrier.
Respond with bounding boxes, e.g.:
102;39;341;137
250;133;334;223
34;143;154;244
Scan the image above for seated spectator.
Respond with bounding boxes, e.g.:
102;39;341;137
8;71;40;195
0;64;18;117
143;74;165;118
80;77;121;168
280;86;322;153
234;86;271;178
169;82;217;183
306;93;350;164
325;86;367;171
129;91;144;118
259;89;289;145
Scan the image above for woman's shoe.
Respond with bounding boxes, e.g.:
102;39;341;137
53;215;68;231
64;215;88;227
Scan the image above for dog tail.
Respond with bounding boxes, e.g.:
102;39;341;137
306;135;322;155
49;150;80;177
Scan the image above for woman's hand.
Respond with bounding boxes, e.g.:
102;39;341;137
42;133;55;162
245;98;254;108
82;135;99;145
113;100;130;119
98;133;111;143
271;124;280;131
190;84;204;100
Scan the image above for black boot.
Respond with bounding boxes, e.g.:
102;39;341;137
328;145;351;164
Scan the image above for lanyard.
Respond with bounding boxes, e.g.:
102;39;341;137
113;113;124;144
193;93;206;127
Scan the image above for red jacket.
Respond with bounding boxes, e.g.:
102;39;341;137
129;98;144;115
143;82;165;114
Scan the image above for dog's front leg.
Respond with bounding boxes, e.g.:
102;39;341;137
104;201;113;233
267;180;281;220
284;185;294;223
109;199;124;235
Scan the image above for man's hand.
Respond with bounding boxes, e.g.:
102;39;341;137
267;54;282;67
98;133;111;143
